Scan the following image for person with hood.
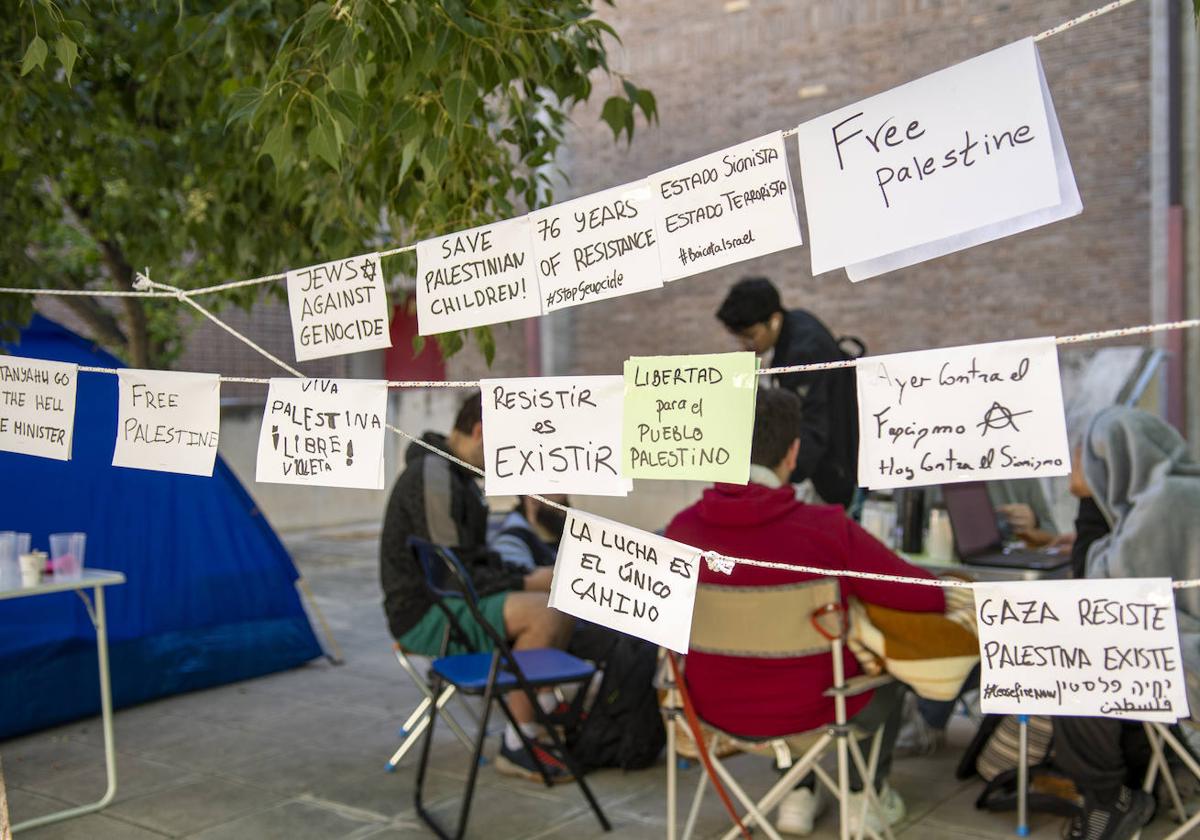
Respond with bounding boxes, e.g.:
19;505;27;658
716;276;862;508
379;391;576;783
1051;407;1200;840
665;388;944;836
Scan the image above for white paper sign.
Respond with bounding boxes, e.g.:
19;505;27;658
286;253;391;361
650;132;803;281
795;39;1079;280
416;217;542;335
549;510;701;653
0;357;77;461
529;182;663;312
856;337;1070;488
112;370;221;476
976;578;1189;722
481;375;631;497
255;378;387;489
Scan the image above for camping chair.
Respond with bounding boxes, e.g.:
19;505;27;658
1139;718;1200;840
664;578;897;840
407;537;610;840
383;641;480;771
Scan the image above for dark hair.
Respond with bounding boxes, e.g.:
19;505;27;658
716;277;783;331
750;388;802;470
453;391;483;434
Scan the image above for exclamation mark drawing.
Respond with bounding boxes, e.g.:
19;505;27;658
346;440;354;467
271;425;279;450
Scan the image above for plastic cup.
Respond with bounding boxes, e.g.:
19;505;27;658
19;552;43;587
49;532;86;581
927;509;956;563
0;532;17;589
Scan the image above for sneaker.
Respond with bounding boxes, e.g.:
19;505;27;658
844;783;905;836
776;786;825;835
494;737;574;784
1062;786;1154;840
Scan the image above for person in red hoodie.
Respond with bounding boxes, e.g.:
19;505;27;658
665;387;944;836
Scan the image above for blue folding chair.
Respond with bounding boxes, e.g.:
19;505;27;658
408;537;611;839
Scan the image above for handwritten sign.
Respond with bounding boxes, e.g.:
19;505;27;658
549;510;701;653
0;357;77;461
286;253;391;361
649;132;803;282
416;217;541;335
481;375;631;497
795;38;1079;280
112;370;220;476
623;352;757;483
976;578;1189;722
856;337;1069;488
255;378;387;489
529;182;663;312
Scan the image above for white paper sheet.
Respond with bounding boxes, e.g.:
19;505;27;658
795;39;1076;279
976;578;1189;722
529;182;663;312
416;216;542;335
255;378;387;489
549;510;701;653
112;369;221;476
649;132;803;282
0;357;77;461
855;337;1070;488
286;253;392;361
481;375;631;497
844;47;1081;281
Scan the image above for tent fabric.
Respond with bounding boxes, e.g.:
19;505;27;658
0;316;322;739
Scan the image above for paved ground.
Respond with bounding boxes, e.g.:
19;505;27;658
1;523;1192;839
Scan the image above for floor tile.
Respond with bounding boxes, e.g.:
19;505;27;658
106;776;287;836
186;798;383;840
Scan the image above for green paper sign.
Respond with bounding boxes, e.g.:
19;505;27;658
623;351;758;483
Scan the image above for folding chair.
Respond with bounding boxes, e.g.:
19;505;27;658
664;578;897;840
1140;718;1200;840
383;642;480;771
407;537;611;840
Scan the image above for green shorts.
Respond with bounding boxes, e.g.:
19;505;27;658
397;593;509;656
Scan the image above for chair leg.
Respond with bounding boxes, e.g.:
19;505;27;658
847;733;894;840
414;676;495;840
532;690;612;831
1144;723;1187;823
667;707;677;840
716;735;833;840
682;769;708;840
388;685;466;771
707;753;786;840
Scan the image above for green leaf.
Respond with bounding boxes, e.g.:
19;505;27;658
20;36;48;77
224;86;263;128
258;123;291;168
442;74;479;128
55;37;78;85
307;121;341;171
600;96;631;143
396;135;421;185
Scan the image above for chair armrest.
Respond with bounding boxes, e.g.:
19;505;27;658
823;673;894;699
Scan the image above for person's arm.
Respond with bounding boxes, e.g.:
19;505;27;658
841;517;945;612
777;368;831;484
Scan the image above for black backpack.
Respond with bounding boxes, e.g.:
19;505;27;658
567;634;665;772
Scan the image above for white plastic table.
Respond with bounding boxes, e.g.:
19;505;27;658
0;569;126;834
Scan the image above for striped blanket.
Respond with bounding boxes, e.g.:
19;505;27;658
848;583;980;701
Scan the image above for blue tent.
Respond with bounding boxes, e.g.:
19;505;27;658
0;316;322;739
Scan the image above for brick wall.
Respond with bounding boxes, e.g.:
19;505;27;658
543;0;1153;375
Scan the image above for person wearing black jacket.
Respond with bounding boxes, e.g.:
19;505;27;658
379;392;575;782
716;277;861;507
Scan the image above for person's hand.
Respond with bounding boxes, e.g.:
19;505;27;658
997;503;1037;535
523;567;555;592
1046;532;1077;554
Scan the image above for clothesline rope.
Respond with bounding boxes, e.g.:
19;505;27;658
46;317;1200;386
0;0;1144;305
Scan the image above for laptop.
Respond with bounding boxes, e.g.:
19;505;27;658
940;481;1072;571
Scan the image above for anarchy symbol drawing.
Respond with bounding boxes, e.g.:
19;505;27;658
360;257;378;283
976;401;1033;436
